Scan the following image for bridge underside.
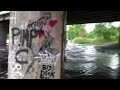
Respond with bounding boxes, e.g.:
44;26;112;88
67;11;120;24
0;12;10;46
1;11;120;45
0;20;9;45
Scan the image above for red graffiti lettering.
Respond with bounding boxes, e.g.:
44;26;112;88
38;31;44;38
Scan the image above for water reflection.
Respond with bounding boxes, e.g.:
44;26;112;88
64;42;120;79
109;54;119;69
0;46;8;79
0;41;120;79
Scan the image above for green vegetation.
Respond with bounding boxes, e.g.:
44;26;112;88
67;23;120;44
7;34;9;39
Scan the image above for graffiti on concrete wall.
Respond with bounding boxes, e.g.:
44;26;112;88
9;13;60;79
8;44;23;79
40;64;55;79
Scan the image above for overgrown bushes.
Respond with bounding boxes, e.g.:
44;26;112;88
73;37;90;44
67;23;119;45
72;36;118;44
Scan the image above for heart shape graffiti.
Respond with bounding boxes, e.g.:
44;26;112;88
49;20;58;27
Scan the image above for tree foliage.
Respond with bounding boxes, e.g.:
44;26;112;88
67;24;86;40
93;23;118;40
67;23;119;44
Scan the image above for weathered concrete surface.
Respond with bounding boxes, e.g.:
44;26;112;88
8;11;65;79
0;12;10;21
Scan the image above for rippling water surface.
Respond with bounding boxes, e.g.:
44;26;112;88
64;41;120;79
1;41;120;79
0;46;8;79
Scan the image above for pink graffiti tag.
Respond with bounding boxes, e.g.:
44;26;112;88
37;19;58;39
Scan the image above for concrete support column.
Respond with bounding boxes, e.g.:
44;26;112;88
8;11;65;79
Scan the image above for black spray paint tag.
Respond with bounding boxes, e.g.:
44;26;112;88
40;63;55;79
